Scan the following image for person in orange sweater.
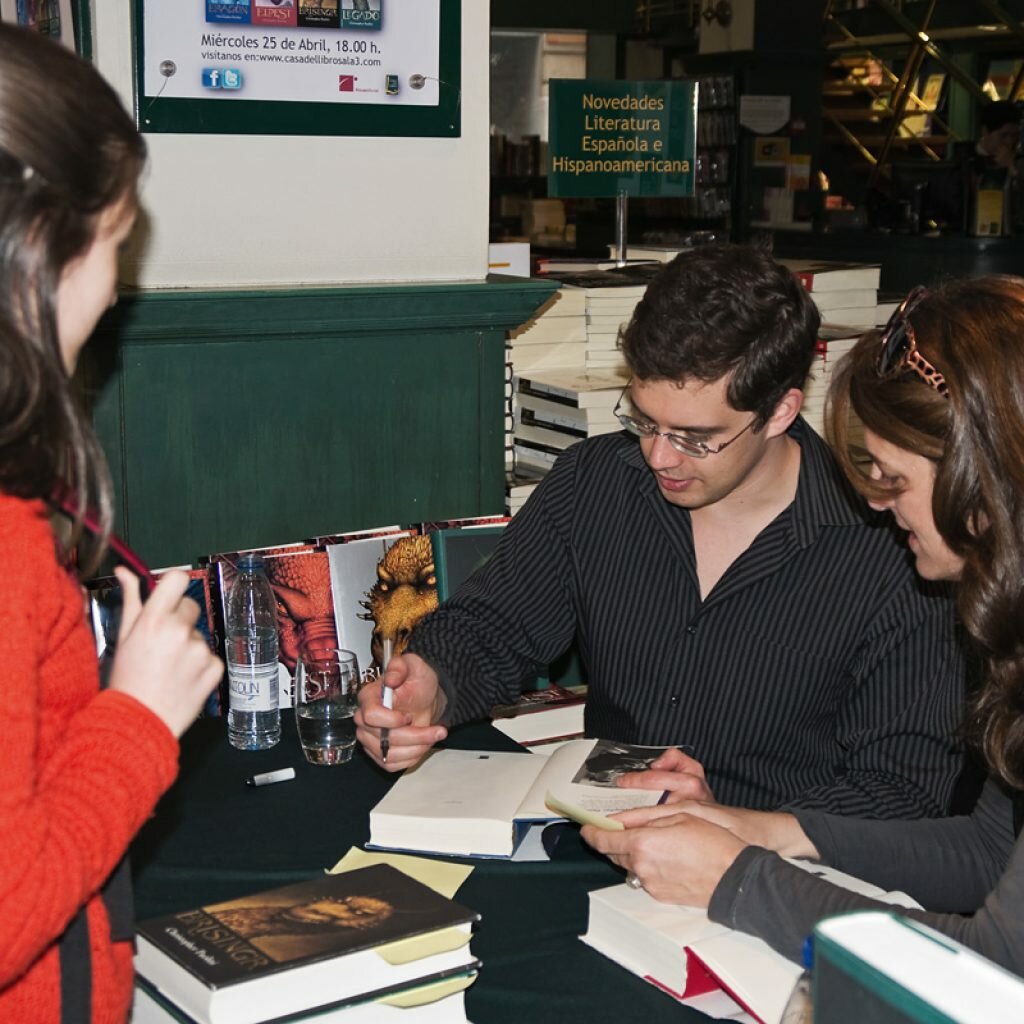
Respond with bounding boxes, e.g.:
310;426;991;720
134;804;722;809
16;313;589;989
0;25;223;1023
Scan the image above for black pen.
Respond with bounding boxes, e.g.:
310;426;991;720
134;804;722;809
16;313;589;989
380;638;394;763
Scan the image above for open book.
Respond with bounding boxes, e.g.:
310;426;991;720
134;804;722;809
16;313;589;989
582;861;922;1024
368;739;670;859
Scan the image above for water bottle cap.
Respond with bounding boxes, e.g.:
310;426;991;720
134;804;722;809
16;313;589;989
237;552;266;572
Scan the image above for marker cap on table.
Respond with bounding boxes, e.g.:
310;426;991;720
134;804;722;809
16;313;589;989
246;767;296;787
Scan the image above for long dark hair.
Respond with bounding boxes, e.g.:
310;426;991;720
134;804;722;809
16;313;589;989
0;25;145;573
827;275;1024;790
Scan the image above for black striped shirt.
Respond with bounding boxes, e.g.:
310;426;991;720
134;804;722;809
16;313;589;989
410;419;965;817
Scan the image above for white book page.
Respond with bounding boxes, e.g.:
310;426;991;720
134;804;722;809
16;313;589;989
373;750;545;828
517;739;666;820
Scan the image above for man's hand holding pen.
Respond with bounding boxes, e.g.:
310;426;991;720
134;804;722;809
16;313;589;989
354;650;448;771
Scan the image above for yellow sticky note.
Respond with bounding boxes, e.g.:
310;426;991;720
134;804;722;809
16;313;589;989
328;847;473;900
376;925;472;966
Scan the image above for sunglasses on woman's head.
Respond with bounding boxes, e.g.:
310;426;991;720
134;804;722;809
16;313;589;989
875;285;949;397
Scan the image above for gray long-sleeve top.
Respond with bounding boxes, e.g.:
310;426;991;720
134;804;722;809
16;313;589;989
708;777;1023;975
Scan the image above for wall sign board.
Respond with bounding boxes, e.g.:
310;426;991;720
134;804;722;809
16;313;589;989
135;0;461;136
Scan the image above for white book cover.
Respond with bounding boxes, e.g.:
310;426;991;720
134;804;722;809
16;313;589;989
815;911;1024;1024
809;287;878;311
582;862;921;1024
515;369;629;407
326;531;424;681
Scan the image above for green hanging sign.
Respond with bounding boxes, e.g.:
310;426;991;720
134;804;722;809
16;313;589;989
547;79;697;198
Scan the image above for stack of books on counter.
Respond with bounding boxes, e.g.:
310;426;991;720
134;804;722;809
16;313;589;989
801;325;862;440
506;286;588;376
543;264;661;375
510;368;629;482
779;259;881;329
133;865;480;1024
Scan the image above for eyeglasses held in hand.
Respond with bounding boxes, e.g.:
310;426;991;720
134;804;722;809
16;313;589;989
875;286;948;397
613;385;756;459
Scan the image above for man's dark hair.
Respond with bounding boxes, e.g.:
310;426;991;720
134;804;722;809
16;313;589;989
980;99;1022;134
620;244;820;426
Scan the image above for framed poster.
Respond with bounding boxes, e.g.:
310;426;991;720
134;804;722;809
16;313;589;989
134;0;460;137
0;0;78;51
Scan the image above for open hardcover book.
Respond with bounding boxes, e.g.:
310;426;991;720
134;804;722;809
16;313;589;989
582;861;923;1024
368;739;671;859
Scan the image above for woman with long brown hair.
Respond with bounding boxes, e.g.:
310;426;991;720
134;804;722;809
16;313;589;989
584;275;1024;975
0;26;221;1020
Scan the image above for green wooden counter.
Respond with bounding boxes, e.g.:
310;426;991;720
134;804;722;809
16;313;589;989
81;276;556;569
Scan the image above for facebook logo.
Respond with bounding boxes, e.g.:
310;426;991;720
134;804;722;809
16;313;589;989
202;67;242;90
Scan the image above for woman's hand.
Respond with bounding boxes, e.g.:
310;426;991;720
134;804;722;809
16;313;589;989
581;810;745;906
107;568;223;738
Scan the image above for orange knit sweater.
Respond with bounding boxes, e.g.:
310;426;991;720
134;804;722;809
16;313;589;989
0;494;179;1022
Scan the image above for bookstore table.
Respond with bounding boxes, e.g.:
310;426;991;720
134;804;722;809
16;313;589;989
131;714;718;1024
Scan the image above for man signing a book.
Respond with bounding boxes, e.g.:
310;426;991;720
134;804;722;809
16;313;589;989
356;244;966;820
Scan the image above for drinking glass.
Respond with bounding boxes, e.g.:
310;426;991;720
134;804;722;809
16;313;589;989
294;645;360;765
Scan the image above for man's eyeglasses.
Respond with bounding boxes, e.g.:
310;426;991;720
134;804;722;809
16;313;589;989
875;286;948;397
613;387;756;459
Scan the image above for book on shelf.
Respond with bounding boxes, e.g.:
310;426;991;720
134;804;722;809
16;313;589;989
777;259;882;293
811;306;876;329
514;392;620;432
608;244;688;263
582;862;921;1024
806;287;878;312
512;440;561;475
509;319;588;344
508;340;588;374
489;684;587;750
515;369;629;408
134;865;480;1024
813;910;1024;1024
513;417;587;452
368;739;670;860
539;263;662;292
535;257;660;274
505;469;545;516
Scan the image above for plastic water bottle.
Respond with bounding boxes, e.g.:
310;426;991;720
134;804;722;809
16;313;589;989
780;936;814;1024
225;553;281;750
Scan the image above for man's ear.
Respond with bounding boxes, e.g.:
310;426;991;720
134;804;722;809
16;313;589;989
763;387;804;440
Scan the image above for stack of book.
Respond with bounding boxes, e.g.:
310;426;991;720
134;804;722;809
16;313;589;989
780;258;882;329
581;861;921;1024
510;369;629;483
544;264;661;375
134;865;480;1024
801;325;863;440
506;287;588;376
